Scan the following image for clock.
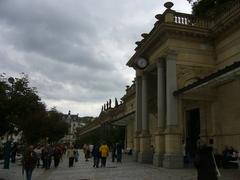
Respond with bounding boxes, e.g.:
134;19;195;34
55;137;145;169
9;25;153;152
136;57;148;69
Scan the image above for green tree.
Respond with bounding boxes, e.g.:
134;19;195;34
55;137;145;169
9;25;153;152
0;73;68;144
44;108;69;143
0;75;11;136
188;0;235;19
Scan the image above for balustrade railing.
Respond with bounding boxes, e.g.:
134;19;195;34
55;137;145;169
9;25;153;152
173;12;211;28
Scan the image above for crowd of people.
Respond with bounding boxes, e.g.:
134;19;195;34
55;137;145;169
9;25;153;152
79;141;123;168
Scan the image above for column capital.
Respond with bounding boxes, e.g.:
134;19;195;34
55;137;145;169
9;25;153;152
142;72;148;80
165;50;178;61
136;69;144;76
157;59;164;68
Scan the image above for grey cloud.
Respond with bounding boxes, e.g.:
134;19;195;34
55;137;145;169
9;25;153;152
0;0;191;115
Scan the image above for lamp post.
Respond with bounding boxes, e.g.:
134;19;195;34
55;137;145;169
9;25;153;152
7;77;15;140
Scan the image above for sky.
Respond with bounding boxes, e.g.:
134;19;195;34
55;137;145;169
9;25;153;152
0;0;192;117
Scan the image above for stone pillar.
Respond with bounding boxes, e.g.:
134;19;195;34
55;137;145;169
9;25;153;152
163;52;183;168
138;73;152;163
153;60;165;167
133;75;142;161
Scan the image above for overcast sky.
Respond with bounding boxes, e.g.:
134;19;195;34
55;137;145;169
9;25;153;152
0;0;191;117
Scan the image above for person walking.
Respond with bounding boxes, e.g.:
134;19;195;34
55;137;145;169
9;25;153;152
74;148;79;162
44;144;52;170
33;145;42;168
11;142;18;163
92;142;101;168
83;144;90;161
3;140;11;169
66;145;75;167
111;143;116;162
99;142;109;167
116;142;123;163
22;145;37;180
194;143;219;180
53;145;61;167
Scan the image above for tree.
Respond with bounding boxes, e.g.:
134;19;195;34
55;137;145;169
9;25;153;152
0;73;68;144
188;0;235;19
0;75;11;136
44;108;69;143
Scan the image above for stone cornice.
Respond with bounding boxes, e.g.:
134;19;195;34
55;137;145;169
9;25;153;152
127;2;240;68
127;23;211;67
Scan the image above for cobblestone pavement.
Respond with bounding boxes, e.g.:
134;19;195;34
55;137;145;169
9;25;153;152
1;151;240;180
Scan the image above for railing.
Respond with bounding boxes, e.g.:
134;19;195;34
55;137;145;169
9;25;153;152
155;12;211;29
174;12;211;28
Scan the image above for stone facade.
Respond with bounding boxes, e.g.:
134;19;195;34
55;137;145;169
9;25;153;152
77;1;240;169
126;2;240;168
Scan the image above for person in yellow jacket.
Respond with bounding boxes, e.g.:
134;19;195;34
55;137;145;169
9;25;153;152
99;142;109;167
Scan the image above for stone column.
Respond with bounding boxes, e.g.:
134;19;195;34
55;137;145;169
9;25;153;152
163;52;183;168
133;75;142;161
153;60;165;167
138;73;152;163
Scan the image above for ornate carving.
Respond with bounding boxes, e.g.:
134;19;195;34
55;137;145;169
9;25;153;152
177;65;213;88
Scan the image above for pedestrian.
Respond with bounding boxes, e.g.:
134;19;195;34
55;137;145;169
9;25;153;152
194;143;219;180
99;142;109;167
41;146;47;168
89;144;94;158
33;145;42;168
11;142;18;163
66;145;75;167
44;144;52;169
83;144;90;161
116;142;123;162
53;145;62;167
22;145;37;180
92;142;101;168
74;148;79;162
3;140;11;169
111;143;116;162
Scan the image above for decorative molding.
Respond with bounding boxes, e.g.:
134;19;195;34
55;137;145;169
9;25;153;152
177;65;213;88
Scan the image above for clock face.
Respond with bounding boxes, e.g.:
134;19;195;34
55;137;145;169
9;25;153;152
136;58;148;69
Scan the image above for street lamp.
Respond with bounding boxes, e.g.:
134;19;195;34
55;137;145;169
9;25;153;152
8;77;14;84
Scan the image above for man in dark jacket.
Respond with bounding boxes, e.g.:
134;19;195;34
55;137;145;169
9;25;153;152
194;144;218;180
92;142;101;168
23;145;37;180
92;143;101;168
3;141;11;169
116;142;123;162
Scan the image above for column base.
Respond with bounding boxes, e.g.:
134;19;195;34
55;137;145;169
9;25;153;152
138;151;153;164
163;154;183;169
153;153;164;167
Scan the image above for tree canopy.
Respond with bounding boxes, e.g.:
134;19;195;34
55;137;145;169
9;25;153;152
188;0;235;19
0;73;68;144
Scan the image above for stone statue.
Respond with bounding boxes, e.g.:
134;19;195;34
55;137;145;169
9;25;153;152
109;99;112;108
115;98;118;107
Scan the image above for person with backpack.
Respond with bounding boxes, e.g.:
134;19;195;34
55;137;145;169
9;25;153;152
99;142;109;167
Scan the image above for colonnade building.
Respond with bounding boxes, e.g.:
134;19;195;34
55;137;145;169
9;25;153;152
78;1;240;168
125;2;240;168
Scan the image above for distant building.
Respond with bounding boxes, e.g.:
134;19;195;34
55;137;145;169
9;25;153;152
61;110;93;143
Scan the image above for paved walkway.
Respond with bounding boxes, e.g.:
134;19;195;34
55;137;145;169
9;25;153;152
0;151;240;180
